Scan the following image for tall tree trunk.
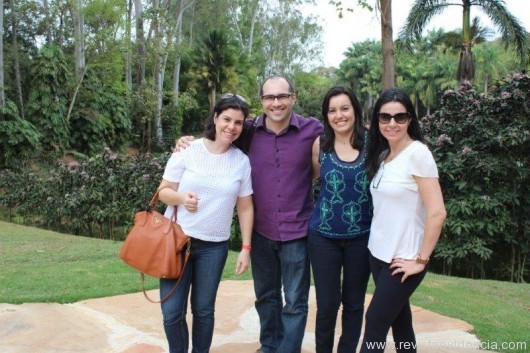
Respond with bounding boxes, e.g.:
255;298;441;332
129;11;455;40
73;0;85;81
457;0;474;81
172;0;195;107
125;0;132;91
248;1;259;56
134;0;148;149
153;0;164;146
0;0;4;108
155;54;166;146
135;0;145;93
172;0;185;107
209;87;216;112
380;0;395;89
457;44;475;81
188;4;194;45
43;0;53;44
11;0;24;119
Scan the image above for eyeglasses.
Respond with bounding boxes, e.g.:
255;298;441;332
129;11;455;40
378;112;409;124
372;162;384;189
221;93;247;103
260;93;293;103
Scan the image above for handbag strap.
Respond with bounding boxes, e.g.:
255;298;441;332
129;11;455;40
148;186;178;224
140;239;192;303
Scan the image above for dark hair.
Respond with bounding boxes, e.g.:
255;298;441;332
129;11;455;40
203;94;250;141
259;75;295;97
320;86;365;153
366;88;425;180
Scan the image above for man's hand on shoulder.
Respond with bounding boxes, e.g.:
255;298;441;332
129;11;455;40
174;136;195;152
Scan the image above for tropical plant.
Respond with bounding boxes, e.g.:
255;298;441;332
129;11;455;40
399;0;529;81
26;45;70;154
292;71;334;119
69;67;131;154
0;101;41;168
473;41;507;94
337;40;383;117
396;29;458;115
422;73;529;282
191;29;239;111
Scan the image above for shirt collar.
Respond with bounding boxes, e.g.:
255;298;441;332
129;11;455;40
257;112;301;132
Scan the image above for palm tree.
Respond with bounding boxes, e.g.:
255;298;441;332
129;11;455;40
379;0;395;88
399;0;528;82
474;42;506;94
438;17;494;53
193;29;238;111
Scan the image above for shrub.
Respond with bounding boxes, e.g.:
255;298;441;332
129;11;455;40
422;73;529;282
0;148;169;239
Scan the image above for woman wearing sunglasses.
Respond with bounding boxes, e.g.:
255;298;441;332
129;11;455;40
157;93;254;353
360;88;446;353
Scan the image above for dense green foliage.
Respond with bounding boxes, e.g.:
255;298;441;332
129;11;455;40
0;148;169;239
0;101;41;167
1;72;529;282
423;73;530;282
26;45;70;153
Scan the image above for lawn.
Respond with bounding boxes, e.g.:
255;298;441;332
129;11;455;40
0;220;528;352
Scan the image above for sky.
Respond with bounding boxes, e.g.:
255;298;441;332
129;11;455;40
304;0;530;67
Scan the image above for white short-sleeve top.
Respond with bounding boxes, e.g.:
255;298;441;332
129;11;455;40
162;138;253;242
368;141;438;263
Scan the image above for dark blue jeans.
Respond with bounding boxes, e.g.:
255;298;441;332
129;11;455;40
308;230;371;353
251;230;310;353
359;253;427;353
160;238;228;353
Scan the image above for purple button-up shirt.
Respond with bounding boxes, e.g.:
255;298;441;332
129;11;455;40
248;113;324;241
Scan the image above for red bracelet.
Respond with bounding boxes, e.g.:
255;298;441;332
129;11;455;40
242;245;252;251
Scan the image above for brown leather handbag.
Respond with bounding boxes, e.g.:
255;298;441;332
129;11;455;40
119;187;191;303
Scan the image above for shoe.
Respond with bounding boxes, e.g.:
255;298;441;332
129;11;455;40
255;349;263;353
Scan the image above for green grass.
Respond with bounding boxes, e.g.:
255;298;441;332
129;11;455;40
1;221;528;352
0;220;248;303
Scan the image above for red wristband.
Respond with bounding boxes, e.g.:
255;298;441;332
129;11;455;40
242;245;252;251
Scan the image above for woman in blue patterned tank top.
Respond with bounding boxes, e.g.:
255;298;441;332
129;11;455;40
308;86;373;353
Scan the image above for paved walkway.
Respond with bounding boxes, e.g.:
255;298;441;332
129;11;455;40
0;280;496;353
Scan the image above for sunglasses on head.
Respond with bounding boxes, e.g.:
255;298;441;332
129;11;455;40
378;112;409;124
221;93;247;103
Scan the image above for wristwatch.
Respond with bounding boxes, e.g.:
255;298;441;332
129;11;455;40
415;255;429;265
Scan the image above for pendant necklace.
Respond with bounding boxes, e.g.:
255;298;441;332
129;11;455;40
387;138;411;162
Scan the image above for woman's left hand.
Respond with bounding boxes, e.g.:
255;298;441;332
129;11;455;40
390;258;426;283
235;250;251;275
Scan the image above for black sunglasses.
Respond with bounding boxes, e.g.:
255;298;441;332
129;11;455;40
378;112;409;124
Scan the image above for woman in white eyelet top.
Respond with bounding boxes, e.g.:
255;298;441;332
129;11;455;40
156;94;254;353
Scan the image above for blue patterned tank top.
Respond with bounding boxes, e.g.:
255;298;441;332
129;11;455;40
309;136;372;238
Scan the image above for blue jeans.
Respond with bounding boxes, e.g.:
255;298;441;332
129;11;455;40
308;230;371;353
359;253;427;353
160;238;228;353
251;230;310;353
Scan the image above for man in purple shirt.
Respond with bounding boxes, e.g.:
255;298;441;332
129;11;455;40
175;75;323;353
250;76;323;353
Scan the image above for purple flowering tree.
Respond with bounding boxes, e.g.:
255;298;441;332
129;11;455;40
422;73;529;282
